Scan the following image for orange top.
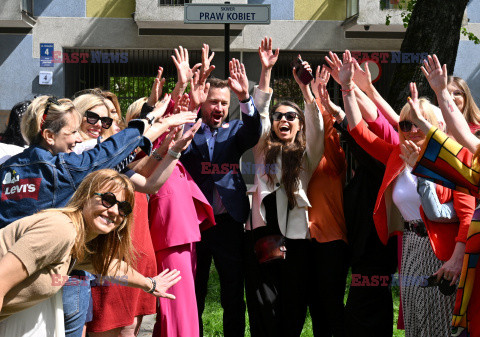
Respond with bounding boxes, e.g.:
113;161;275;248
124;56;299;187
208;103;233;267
307;99;347;243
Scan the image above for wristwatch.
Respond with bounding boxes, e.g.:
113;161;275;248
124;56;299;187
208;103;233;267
143;113;155;125
167;148;181;159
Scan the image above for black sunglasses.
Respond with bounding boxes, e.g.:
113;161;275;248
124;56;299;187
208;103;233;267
398;120;418;133
94;192;132;217
272;111;298;122
85;110;113;129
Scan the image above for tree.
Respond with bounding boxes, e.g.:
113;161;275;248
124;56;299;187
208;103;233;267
387;0;469;113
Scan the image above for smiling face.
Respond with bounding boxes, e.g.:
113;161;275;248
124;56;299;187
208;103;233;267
272;105;302;144
48;112;82;154
201;87;230;129
105;99;122;134
447;82;465;113
81;104;109;139
82;186;125;241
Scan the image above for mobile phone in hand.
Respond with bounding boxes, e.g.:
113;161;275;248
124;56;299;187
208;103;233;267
291;57;314;85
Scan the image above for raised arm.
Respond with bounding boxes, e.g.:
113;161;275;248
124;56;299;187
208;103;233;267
258;36;279;93
293;58;324;173
171;46;201;100
422;54;480;153
353;60;399;125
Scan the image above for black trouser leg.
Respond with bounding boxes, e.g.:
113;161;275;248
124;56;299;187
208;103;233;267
244;231;284;337
198;214;245;337
195;236;213;337
309;239;349;337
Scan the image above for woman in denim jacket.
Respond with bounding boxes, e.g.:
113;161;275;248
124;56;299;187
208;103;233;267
0;95;163;337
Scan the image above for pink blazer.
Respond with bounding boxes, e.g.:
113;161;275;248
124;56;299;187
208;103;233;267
148;159;215;252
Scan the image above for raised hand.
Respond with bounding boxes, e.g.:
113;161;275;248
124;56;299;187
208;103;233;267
258;36;279;70
338;50;355;88
312;65;331;98
292;55;312;89
147;67;165;107
172;46;201;85
164;110;198;128
324;51;343;84
150;93;171;120
421;54;448;94
228;58;249;101
399;140;421;167
173;93;191;115
189;70;212;109
318;82;341;118
151;269;181;299
171;118;202;153
353;60;372;92
200;44;215;79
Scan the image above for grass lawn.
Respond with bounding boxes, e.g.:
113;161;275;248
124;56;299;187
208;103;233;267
202;265;405;337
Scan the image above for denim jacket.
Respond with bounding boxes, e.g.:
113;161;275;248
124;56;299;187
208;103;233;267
0;121;151;227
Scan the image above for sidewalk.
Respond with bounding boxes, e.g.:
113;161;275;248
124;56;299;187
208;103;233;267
138;314;156;337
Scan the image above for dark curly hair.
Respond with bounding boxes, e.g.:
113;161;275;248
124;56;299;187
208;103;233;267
2;101;31;147
261;101;306;209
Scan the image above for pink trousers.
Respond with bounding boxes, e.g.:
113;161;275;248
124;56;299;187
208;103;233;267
153;243;199;337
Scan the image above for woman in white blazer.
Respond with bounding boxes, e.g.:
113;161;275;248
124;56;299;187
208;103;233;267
245;59;324;337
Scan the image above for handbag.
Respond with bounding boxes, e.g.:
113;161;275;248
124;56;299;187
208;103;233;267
250;199;288;264
254;234;287;263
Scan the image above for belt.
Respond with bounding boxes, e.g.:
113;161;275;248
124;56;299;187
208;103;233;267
404;220;428;237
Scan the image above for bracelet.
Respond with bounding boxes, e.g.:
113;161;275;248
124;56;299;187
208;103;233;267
240;96;250;103
151;148;163;161
340;86;356;93
167;148;181;159
145;277;156;294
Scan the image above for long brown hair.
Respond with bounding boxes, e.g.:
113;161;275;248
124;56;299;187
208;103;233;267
448;76;480;125
43;169;136;275
261;101;306;209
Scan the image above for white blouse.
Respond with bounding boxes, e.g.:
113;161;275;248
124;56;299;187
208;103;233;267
392;166;422;221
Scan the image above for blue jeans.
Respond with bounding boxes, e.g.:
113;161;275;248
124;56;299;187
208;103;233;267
63;270;93;337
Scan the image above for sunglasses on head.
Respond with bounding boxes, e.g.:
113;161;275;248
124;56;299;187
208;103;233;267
94;192;132;217
398;120;418;132
272;111;298;122
85;110;113;129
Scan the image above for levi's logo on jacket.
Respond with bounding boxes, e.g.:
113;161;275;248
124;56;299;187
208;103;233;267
1;170;41;201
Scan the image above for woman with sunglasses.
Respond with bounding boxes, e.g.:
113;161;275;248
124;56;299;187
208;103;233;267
398;55;480;337
0;169;181;328
245;57;324;336
338;50;475;337
0;95;168;337
73;93;114;141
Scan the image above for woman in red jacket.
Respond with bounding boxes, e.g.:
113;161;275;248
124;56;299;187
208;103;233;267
337;50;475;337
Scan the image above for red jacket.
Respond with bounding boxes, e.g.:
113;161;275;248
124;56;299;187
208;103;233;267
349;122;474;260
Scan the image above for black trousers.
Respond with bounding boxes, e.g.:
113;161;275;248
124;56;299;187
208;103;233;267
344;235;397;337
308;239;349;337
245;234;311;337
195;213;246;337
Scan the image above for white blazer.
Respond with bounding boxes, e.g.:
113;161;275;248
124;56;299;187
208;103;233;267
247;86;324;239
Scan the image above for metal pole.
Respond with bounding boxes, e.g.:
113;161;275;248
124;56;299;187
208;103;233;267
224;1;230;79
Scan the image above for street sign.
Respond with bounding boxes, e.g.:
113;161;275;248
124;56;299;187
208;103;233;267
40;43;54;67
39;71;53;85
184;4;270;25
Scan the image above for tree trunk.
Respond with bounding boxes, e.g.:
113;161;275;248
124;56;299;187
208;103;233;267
387;0;469;113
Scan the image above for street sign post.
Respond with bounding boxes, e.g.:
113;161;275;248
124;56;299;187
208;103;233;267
185;3;271;78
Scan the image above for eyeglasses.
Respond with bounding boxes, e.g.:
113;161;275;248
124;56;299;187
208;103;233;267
85;110;113;129
94;192;132;217
272;111;298;122
398;120;418;132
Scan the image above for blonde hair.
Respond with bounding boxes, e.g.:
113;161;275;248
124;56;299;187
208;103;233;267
398;97;439;142
447;76;480;125
125;97;148;123
21;96;80;145
44;169;136;275
73;94;113;140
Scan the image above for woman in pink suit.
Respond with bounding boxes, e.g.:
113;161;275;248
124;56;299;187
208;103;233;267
143;46;216;337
